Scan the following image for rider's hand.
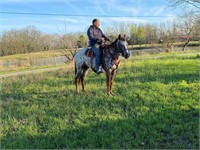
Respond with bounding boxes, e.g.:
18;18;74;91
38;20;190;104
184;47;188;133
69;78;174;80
105;38;110;42
97;38;103;42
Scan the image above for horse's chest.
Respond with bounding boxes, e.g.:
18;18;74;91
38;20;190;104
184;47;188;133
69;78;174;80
104;56;120;70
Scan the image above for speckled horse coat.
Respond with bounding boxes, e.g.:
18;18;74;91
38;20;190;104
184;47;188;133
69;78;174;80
74;34;130;96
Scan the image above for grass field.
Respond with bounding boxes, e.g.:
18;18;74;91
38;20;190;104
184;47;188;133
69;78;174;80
0;52;199;149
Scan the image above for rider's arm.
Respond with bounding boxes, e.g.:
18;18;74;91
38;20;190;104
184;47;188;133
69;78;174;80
101;30;110;41
102;34;109;41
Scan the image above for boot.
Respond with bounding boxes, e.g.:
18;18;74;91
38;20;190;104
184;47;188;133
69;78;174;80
97;66;103;74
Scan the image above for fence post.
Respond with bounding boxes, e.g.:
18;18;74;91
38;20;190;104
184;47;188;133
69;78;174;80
54;54;57;65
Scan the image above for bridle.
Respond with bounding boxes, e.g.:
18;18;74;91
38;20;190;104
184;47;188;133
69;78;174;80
116;40;128;57
107;38;129;58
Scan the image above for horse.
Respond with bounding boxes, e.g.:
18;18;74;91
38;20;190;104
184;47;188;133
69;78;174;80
74;34;130;96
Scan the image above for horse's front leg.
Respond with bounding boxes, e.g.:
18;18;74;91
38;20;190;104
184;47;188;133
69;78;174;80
110;70;116;96
106;69;112;96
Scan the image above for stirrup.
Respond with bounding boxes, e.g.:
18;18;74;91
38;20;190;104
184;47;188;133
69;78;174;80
97;67;103;74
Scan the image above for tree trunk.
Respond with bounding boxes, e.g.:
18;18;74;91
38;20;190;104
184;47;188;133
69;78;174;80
171;43;174;52
182;40;190;51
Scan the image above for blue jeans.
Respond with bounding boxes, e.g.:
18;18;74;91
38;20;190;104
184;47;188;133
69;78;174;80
92;45;101;68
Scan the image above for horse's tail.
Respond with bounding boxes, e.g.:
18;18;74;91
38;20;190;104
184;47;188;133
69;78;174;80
75;62;77;76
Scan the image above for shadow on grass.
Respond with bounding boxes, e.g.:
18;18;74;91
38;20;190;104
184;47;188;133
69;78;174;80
2;66;198;102
1;75;75;101
116;72;198;84
85;70;198;86
1;107;199;149
82;57;199;85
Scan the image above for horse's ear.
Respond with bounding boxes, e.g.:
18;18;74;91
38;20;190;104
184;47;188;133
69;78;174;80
118;34;121;39
124;34;126;40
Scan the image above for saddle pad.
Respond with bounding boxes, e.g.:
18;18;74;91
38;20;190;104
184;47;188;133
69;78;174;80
84;48;96;58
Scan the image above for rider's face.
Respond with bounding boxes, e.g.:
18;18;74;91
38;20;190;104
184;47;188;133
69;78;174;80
94;20;100;28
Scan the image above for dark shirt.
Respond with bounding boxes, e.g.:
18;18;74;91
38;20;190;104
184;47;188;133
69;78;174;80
87;25;109;47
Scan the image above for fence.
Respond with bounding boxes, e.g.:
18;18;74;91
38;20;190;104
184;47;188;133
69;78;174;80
0;46;199;67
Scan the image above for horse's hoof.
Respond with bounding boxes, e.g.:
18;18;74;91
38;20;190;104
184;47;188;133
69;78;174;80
111;92;114;96
82;90;87;93
108;93;113;97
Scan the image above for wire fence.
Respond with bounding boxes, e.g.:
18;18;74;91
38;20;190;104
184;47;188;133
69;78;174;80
1;46;199;68
0;56;69;67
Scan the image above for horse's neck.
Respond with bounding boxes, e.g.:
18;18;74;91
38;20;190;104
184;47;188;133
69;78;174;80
107;44;119;60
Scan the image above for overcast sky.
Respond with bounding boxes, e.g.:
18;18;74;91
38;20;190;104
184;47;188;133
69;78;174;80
0;0;183;33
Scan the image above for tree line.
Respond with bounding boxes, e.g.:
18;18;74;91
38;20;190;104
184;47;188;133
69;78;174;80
104;12;199;51
0;0;199;56
0;26;88;56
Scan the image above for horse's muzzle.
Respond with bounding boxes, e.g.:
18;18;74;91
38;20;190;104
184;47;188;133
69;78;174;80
124;51;130;59
122;50;130;59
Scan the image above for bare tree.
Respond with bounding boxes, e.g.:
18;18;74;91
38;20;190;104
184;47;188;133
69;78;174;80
168;0;200;11
105;23;129;37
56;23;78;61
176;12;199;51
168;0;200;51
104;26;118;39
0;26;49;55
160;23;178;52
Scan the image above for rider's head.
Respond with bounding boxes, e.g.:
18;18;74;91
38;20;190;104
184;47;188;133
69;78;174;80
93;19;100;28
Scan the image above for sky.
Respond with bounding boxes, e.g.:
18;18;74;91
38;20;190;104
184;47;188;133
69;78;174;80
0;0;183;34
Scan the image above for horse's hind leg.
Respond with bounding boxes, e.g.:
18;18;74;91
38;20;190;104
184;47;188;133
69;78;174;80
75;64;78;93
80;77;86;92
75;66;82;94
81;69;88;92
75;77;80;94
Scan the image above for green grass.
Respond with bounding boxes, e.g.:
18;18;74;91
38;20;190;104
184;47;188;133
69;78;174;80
0;52;199;149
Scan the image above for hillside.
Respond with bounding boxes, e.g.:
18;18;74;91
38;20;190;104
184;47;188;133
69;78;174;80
1;52;199;149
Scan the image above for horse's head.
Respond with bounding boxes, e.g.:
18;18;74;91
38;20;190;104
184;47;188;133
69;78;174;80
116;34;130;59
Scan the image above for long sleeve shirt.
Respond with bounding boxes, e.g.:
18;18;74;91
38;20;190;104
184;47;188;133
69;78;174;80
87;25;109;47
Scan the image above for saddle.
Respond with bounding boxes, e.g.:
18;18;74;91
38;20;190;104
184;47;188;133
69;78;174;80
84;45;110;71
84;48;96;58
84;44;108;58
84;48;96;70
100;44;109;55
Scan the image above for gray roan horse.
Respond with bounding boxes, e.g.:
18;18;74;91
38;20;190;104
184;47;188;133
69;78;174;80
74;34;130;96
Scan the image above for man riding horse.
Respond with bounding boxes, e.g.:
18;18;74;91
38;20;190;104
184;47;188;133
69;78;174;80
87;19;110;74
74;19;130;96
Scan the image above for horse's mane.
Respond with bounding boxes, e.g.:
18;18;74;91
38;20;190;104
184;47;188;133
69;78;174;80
109;39;118;47
109;36;125;47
